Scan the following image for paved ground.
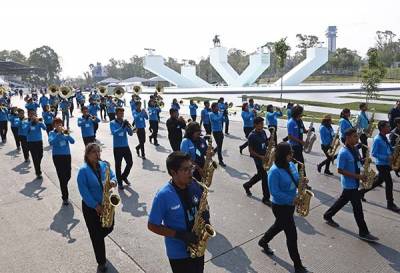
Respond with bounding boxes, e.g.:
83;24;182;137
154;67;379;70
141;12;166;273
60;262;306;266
0;96;399;273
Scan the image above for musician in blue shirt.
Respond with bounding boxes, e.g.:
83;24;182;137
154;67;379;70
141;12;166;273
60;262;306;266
132;101;149;159
106;97;117;121
189;100;198;121
359;121;400;212
27;109;46;179
9;107;21;149
88;99;100;138
42;105;55;135
59;99;70;129
258;142;310;273
17;109;30;161
171;98;180;114
148;99;161;146
78;106;100;146
339;108;353;143
357;103;370;158
110;108;133;189
239;102;255;154
49;117;74;205
266;104;282;144
209;102;226;167
77;143;117;273
148;152;207;273
323;128;379;242
0;103;8;143
25;98;40;112
317;115;336;175
248;98;260;112
199;101;211;135
39;94;49;111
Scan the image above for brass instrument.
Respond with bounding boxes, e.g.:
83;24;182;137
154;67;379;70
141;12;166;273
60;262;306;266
179;100;184;105
155;84;164;108
48;84;59;97
100;161;121;228
0;86;6;97
303;121;317;153
98;86;108;97
327;127;341;158
263;127;276;171
133;85;142;96
59;86;74;99
293;159;314;217
155;84;164;95
360;144;376;190
391;133;400;171
202;136;218;188
112;97;120;105
188;178;216;258
228;102;233;108
365;109;376;138
113;86;125;99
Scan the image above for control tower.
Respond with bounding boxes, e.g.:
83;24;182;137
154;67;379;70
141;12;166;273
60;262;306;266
326;26;337;53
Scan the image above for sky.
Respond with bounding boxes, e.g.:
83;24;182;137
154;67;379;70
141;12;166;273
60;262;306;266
2;0;400;78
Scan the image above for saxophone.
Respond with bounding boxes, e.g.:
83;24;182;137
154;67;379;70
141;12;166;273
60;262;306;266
303;121;317;153
391;133;400;171
263;127;275;171
293;159;314;217
365;109;376;138
360;145;376;190
202;136;218;187
188;179;216;258
327;127;340;158
100;161;121;228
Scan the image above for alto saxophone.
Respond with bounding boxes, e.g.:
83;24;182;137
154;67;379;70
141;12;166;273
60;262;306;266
392;133;400;171
202;136;218;187
293;159;314;217
188;179;216;258
365;109;376;138
360;145;376;190
100;161;121;228
263;127;276;172
303;121;317;153
327;127;340;158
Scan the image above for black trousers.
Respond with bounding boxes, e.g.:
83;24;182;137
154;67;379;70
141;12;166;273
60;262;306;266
108;113;115;121
318;144;337;172
149;120;159;144
28;140;43;176
359;165;394;204
191;115;197;122
53;155;71;201
136;128;146;156
244;161;270;199
268;125;278;145
19;135;29;160
11;127;21;149
113;147;133;186
203;123;211;135
69;102;74;116
0;120;7;142
94;122;98;137
169;256;204;273
82;201;114;266
46;124;53;135
324;189;369;235
83;136;96;146
100;106;107;120
239;126;254;150
359;133;368;159
213;131;224;163
292;145;306;176
223;117;229;134
169;135;182;152
260;205;302;268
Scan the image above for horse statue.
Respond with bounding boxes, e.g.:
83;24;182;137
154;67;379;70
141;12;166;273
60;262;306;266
213;35;221;47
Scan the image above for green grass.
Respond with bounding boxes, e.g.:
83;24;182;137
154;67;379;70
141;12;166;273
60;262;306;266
350;92;400;98
339;96;399;102
248;95;392;113
181;97;216;102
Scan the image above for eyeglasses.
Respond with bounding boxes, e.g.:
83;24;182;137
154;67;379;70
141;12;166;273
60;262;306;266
179;165;196;173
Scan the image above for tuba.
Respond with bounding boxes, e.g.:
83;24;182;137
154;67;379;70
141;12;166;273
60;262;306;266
98;86;108;97
263;127;276;171
293;159;314;217
59;86;73;99
188;179;216;258
391;133;400;171
303;121;317;153
327;127;341;158
48;84;59;97
113;86;125;99
360;144;376;190
202;136;218;187
100;161;121;228
0;86;6;97
133;85;142;96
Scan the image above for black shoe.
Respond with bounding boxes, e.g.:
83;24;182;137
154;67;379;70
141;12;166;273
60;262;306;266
243;184;252;196
361;197;367;202
317;164;322;173
219;161;226;167
324;170;334;176
258;239;274;255
387;203;400;213
149;136;152;143
63;200;69;206
123;178;131;186
323;216;339;228
395;171;400;178
262;198;272;206
142;155;146;160
154;143;160;146
239;146;243;155
97;263;107;273
135;147;140;156
36;174;43;180
359;233;379;242
295;265;312;273
118;185;124;190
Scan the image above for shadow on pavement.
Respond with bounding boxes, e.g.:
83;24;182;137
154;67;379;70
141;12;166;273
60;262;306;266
142;158;164;173
19;178;46;200
224;134;244;141
50;204;80;243
12;161;31;174
206;232;257;273
370;242;400;272
295;215;325;236
103;260;119;273
155;145;172;154
269;252;295;273
6;149;19;158
222;165;251;181
119;187;148;218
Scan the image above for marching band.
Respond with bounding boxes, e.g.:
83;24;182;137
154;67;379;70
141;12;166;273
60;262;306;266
1;84;400;273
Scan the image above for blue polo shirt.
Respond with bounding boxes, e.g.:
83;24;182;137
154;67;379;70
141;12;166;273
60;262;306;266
189;104;198;116
148;181;203;259
110;119;133;148
48;131;75;155
59;100;69;112
337;146;360;189
18;119;29;136
148;106;161;121
106;101;116;114
248;129;267;165
0;109;8;121
209;111;223;132
200;108;211;125
180;138;196;160
25;102;39;112
77;161;116;209
287;118;304;146
218;102;225;112
372;134;393;166
171;103;180;113
241;111;254;128
266;111;283;126
78;116;100;137
42;111;54;125
286;108;292;119
268;162;299;205
39;96;49;107
132;109;148;129
9;114;19;127
27;121;46;142
319;125;334;146
358;111;369;130
339;118;353;140
88;104;100;117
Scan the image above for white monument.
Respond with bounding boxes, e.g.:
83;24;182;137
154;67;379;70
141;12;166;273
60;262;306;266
180;65;211;87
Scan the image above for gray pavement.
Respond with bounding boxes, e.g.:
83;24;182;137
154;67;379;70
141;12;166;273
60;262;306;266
0;96;399;273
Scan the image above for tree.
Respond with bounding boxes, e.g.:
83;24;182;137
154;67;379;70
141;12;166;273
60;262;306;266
28;45;61;84
327;48;362;73
0;50;27;63
274;38;291;101
375;30;400;67
361;48;386;103
295;34;320;60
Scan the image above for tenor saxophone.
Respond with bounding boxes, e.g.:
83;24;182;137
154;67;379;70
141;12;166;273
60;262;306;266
327;127;341;158
391;134;400;171
365;109;376;138
303;121;317;153
293;159;314;217
100;161;121;228
202;136;218;188
360;145;376;190
263;127;276;172
188;179;216;258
